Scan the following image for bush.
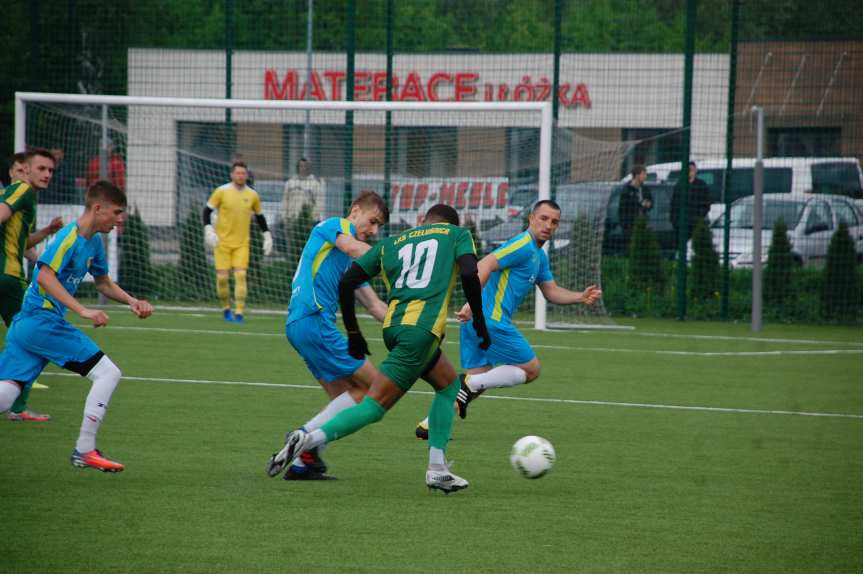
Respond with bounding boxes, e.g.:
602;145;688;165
821;222;859;321
118;207;154;296
627;214;665;293
689;219;719;303
764;219;794;311
178;210;213;300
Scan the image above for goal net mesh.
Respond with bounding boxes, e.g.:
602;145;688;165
23;99;624;326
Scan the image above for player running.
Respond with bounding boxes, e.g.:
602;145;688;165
267;204;491;493
415;199;601;439
1;149;65;422
0;181;154;472
202;160;272;323
276;191;389;480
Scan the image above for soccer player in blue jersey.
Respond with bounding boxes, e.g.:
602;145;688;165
0;181;154;472
415;200;601;438
278;190;389;480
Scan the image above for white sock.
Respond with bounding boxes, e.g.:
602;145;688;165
306;429;327;450
0;381;21;411
428;447;446;467
303;391;357;432
466;365;527;392
75;356;122;453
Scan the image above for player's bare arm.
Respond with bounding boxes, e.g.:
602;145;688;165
538;280;602;306
0;203;11;224
94;274;154;319
455;253;500;322
355;285;388;322
26;216;64;248
335;233;372;258
37;266;108;327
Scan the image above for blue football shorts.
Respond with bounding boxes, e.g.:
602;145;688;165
459;318;536;370
0;310;101;386
286;313;365;383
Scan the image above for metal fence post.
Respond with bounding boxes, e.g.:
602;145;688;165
751;106;764;332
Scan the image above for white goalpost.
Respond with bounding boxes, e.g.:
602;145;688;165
15;91;616;330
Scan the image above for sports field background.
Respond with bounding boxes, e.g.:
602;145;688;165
2;309;862;573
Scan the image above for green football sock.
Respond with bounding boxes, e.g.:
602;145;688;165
428;377;459;451
10;386;30;414
320;396;386;442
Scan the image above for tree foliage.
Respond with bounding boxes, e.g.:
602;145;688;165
689;219;719;303
627;214;664;292
821;222;859;321
118;207;155;297
764;219;795;310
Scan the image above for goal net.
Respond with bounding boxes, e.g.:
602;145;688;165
16;93;620;328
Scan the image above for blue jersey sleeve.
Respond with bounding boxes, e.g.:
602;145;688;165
38;224;78;274
89;236;109;277
492;233;533;270
536;249;553;284
316;217;348;246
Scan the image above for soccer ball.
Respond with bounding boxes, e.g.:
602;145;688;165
510;435;556;479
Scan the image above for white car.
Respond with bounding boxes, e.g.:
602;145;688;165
690;194;863;268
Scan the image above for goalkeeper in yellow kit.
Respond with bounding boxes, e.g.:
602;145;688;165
202;161;273;323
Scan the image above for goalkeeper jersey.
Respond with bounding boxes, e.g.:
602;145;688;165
207;183;262;249
1;181;37;279
484;230;552;324
287;217;362;325
356;222;476;339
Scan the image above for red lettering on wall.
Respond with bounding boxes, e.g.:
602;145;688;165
427;72;453;102
456;182;469;209
571;83;592;108
454;72;479;101
400;72;426;101
468;182;483;208
354;71;371;100
439;182;455;205
372;71;388;101
264;69;297;100
399;184;414;209
324;70;345;101
413;183;429;208
496;182;509;208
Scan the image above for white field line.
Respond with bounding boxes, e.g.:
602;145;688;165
90;325;863;357
90;303;863;347
43;371;863;420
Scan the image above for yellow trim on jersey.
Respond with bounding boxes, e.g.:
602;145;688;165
383;298;399;328
401;300;426;326
3;212;24;276
311;244;334;279
493;232;531;262
491;268;511;321
49;227;79;272
379;244;391;294
431;269;457;337
4;183;30;207
340;218;352;235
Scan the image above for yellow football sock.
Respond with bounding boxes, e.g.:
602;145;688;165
217;274;230;310
234;270;247;316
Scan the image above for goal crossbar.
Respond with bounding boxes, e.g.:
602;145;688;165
15;91;555;328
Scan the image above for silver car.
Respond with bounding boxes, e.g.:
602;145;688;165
699;195;863;267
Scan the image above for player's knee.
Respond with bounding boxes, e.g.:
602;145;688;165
523;360;541;383
87;355;122;384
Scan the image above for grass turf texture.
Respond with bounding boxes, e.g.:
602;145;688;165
2;310;862;573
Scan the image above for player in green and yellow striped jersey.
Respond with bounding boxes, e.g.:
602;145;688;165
267;204;490;493
1;149;64;422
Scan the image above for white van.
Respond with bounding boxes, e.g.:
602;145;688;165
628;157;863;222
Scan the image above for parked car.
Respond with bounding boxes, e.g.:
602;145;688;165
628;157;863;223
479;181;678;256
690;194;863;268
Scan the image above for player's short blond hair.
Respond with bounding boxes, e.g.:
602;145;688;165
351;190;389;223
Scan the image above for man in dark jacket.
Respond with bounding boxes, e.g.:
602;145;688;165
670;161;711;244
618;164;653;249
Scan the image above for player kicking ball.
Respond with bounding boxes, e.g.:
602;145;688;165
274;191;389;480
0;181;154;472
267;204;491;493
415;200;601;439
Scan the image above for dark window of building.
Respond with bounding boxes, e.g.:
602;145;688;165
768;127;841;157
621;128;682;178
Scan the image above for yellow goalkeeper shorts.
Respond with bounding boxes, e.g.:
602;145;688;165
214;244;249;270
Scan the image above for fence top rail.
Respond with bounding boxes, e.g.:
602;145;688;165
15;92;551;114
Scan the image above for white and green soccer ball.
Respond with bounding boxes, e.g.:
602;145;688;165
510;435;556;479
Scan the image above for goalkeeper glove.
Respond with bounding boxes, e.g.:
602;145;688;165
262;231;273;256
204;225;218;249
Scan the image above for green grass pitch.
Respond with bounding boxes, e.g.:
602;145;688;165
2;309;862;573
